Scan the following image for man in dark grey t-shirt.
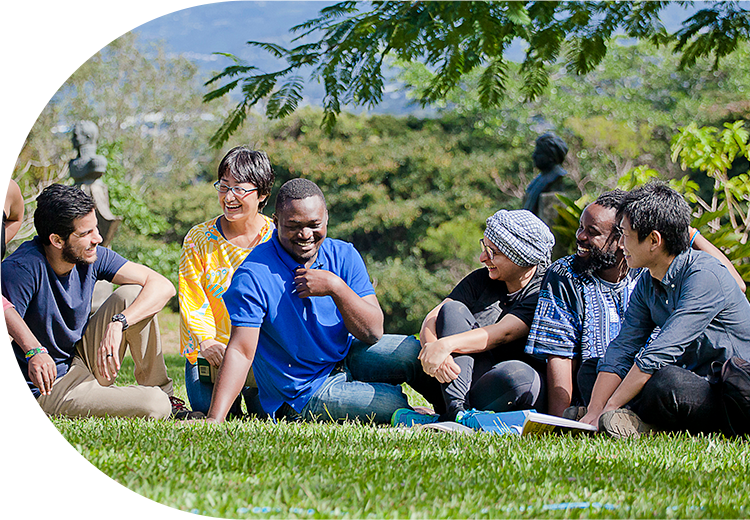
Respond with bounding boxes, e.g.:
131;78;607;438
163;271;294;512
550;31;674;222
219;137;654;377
2;184;198;419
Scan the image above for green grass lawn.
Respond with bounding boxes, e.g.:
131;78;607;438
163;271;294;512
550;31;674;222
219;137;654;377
51;353;750;519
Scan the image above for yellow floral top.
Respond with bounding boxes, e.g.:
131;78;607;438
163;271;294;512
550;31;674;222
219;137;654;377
178;215;274;365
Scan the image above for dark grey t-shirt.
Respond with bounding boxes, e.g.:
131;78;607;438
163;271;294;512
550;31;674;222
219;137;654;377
448;267;545;368
2;237;127;395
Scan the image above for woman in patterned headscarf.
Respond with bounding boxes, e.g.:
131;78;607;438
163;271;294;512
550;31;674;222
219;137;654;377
178;146;275;416
396;209;555;427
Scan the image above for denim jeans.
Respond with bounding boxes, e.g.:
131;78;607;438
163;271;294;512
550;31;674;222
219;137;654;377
277;334;442;424
184;360;264;417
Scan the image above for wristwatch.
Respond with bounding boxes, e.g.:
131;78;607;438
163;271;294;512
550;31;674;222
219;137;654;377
111;313;129;330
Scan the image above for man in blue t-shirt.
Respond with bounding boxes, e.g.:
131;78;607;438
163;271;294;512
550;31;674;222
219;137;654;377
2;184;198;419
206;178;438;423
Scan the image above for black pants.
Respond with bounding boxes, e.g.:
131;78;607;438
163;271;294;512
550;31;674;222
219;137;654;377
436;300;545;421
629;365;728;434
577;358;599;406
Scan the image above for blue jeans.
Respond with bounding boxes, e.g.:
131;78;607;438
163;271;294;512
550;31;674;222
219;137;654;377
278;334;441;424
184;360;264;416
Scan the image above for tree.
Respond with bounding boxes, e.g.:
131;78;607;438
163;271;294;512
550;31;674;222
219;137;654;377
204;0;750;147
15;31;237;209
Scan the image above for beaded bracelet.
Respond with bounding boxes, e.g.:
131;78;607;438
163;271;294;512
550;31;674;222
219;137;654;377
690;229;701;247
25;347;48;359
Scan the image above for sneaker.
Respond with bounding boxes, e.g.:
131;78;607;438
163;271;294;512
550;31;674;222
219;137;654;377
0;403;41;423
562;406;588;422
599;409;652;439
391;408;440;427
456;409;532;434
170;396;205;420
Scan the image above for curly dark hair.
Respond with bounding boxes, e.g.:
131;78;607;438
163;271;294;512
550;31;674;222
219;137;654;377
34;184;95;245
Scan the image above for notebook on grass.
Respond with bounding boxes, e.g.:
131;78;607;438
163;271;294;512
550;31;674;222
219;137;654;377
520;412;598;435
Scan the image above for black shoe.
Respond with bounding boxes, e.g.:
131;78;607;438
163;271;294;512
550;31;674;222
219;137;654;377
169;396;205;420
562;405;587;421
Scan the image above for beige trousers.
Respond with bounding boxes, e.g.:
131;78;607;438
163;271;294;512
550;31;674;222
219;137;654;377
36;285;172;419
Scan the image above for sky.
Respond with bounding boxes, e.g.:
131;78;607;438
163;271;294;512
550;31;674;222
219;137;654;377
0;0;331;69
130;1;703;67
0;0;702;112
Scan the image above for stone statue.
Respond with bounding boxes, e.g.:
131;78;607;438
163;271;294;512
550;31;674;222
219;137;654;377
522;133;573;216
69;121;122;247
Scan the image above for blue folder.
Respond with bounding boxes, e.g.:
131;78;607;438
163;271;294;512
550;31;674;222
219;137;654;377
471;409;536;435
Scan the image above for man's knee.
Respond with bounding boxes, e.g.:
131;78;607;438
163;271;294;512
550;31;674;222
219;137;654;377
645;365;685;391
110;285;142;308
138;387;172;419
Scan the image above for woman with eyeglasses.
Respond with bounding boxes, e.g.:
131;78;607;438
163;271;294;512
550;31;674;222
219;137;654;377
178;146;275;416
401;209;554;427
0;132;36;422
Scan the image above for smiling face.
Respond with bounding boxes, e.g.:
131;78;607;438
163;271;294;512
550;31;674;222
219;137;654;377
572;203;621;276
620;216;652;269
218;174;265;223
480;237;526;283
60;210;102;266
274;196;328;266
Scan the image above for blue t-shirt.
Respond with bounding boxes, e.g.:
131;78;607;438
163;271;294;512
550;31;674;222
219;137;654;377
2;237;127;395
223;231;376;415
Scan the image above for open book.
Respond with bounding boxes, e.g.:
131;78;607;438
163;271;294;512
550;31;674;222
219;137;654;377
422;410;597;436
520;412;597;435
0;367;28;399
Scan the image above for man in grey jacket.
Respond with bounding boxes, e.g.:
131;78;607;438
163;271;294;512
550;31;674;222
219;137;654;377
581;182;750;437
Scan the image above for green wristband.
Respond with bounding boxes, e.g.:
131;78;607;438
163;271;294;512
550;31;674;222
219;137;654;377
25;347;49;359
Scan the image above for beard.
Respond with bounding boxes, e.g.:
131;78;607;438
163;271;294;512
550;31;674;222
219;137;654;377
571;244;619;277
61;241;95;266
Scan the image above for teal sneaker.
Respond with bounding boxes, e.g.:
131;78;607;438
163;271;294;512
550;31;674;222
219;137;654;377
456;409;532;435
391;408;440;427
455;409;493;430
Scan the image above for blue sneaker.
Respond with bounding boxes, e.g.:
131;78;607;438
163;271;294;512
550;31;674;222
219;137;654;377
455;409;492;430
391;408;440;427
456;409;532;435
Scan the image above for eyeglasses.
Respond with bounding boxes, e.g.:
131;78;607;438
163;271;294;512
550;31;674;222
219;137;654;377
213;181;258;197
480;238;497;260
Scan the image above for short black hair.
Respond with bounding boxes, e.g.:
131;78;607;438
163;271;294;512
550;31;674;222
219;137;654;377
34;184;96;245
618;181;691;256
275;178;326;214
217;146;275;210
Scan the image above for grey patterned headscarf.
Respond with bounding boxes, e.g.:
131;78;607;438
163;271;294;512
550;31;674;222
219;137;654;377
484;209;554;268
